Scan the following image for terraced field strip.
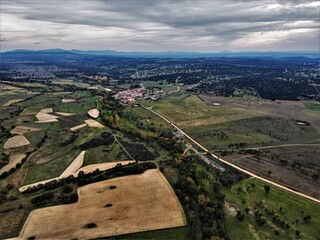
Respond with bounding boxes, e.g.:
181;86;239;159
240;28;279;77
19;169;186;239
0;154;26;175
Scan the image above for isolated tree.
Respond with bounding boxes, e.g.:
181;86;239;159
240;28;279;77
264;185;270;193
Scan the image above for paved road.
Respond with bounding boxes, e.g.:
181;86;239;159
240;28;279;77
140;104;320;204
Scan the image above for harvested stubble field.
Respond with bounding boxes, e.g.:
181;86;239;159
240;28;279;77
2;99;25;107
88;108;100;118
4;136;31;149
35;112;59;123
0;154;26;175
19;169;186;239
75;160;134;176
70;123;87;132
84;119;104;128
10;126;41;135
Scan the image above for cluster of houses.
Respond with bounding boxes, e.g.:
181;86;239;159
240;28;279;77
114;88;164;105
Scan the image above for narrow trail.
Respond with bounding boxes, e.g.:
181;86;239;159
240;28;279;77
140;104;320;204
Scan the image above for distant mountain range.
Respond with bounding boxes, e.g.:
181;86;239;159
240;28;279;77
2;49;319;58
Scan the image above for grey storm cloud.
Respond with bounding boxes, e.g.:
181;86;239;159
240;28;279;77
1;0;319;51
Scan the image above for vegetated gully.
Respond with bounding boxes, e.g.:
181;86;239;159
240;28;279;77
140;104;320;204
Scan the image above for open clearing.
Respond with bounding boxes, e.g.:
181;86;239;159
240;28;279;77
19;169;186;239
10;126;41;135
4;136;31;149
88;108;100;118
84;119;104;128
0;154;26;175
70;123;87;131
62;98;76;103
75;160;134;176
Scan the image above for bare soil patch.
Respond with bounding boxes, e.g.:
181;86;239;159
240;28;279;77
4;136;31;149
10;126;41;135
19;169;186;239
84;119;104;128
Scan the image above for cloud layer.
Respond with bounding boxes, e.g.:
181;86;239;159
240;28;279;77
1;0;319;51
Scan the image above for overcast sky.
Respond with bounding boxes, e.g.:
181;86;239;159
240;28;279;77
1;0;319;52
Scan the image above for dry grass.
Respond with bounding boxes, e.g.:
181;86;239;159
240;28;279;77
84;119;104;128
10;126;41;135
75;160;134;176
60;151;85;177
39;108;53;113
19;169;186;239
0;154;26;175
70;123;88;132
62;99;76;103
4;136;31;149
88;108;100;118
2;99;25;107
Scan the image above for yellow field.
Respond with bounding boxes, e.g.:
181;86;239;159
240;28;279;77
4;136;31;149
10;126;41;135
19;169;186;239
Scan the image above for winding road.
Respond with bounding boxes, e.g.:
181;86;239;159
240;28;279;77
140;104;320;204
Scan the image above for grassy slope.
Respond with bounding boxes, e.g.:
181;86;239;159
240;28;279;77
223;178;320;240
